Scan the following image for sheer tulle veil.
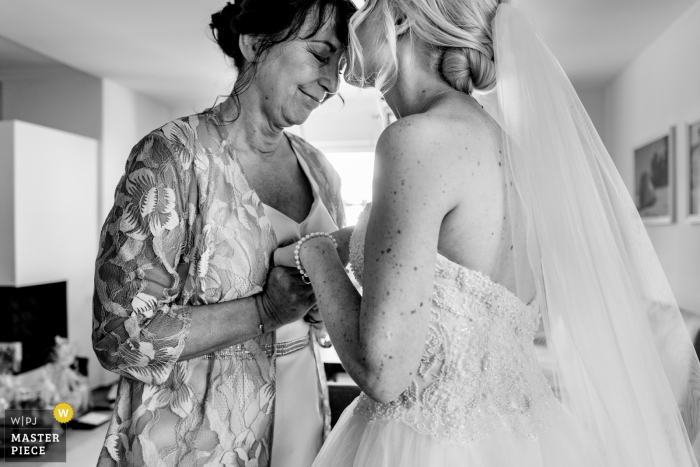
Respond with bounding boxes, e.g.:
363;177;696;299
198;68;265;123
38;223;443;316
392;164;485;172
484;3;700;465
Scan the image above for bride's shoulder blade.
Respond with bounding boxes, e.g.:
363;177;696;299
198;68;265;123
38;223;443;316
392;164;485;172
375;110;501;189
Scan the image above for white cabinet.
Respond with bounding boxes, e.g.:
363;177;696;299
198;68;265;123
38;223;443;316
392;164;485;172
0;120;98;286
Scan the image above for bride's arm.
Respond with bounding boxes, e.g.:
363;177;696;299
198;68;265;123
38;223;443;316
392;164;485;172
293;116;463;403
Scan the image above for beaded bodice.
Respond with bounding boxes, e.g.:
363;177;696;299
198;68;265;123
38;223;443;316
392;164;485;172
348;204;559;445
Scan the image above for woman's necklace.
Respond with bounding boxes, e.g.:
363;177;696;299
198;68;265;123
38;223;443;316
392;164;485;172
416;89;461;114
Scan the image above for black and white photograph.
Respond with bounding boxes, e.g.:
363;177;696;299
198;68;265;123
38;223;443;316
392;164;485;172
634;131;675;224
1;1;700;466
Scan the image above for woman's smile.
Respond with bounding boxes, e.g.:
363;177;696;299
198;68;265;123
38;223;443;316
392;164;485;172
299;87;324;105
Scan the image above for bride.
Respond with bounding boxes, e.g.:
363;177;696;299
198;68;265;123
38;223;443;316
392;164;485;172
274;0;700;465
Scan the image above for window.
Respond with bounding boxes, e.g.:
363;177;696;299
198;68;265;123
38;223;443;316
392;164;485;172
324;152;375;226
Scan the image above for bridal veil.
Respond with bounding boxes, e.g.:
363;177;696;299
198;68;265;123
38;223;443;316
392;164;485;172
490;3;700;465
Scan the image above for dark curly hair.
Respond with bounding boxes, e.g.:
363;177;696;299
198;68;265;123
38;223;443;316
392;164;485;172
209;0;357;118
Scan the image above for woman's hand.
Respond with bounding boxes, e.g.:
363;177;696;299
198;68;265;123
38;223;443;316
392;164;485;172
256;267;316;331
272;226;355;268
273;243;299;269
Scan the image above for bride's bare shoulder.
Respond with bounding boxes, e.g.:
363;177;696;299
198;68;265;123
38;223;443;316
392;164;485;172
375;103;501;182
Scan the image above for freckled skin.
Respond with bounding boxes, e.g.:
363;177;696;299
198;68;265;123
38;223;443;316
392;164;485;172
274;18;516;406
285;98;512;403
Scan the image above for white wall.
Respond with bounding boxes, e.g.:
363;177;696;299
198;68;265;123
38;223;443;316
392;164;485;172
0;64;171;387
604;1;700;313
0;120;100;385
574;86;607;145
100;79;172;222
0;123;14;285
0;66;101;140
1;70;173;223
0;63;172;223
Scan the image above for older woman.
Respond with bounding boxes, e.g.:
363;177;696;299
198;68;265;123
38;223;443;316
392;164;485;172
92;0;355;465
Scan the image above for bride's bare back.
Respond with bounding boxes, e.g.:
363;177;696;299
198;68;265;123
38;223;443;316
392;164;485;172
367;91;516;300
320;91;512;401
423;93;516;292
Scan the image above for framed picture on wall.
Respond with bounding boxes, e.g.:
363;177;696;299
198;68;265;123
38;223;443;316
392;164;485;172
634;128;675;225
688;117;700;224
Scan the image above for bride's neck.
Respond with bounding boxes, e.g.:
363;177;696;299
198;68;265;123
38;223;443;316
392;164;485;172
382;41;454;119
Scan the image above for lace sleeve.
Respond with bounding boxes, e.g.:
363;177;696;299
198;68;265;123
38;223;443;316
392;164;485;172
92;128;193;386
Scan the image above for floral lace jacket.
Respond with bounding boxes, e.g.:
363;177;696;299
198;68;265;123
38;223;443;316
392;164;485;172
92;109;345;467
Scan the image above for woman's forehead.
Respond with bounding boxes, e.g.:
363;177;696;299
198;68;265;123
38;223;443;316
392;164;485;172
298;7;343;48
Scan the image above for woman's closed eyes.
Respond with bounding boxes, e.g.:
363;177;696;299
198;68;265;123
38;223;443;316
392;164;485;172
307;45;331;64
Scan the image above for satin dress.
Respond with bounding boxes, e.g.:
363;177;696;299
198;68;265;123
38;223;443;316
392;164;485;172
265;150;339;467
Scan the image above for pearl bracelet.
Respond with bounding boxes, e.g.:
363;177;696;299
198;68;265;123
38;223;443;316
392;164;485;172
295;232;338;284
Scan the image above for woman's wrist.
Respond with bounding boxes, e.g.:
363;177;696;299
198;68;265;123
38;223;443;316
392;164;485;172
253;294;268;335
254;292;289;335
299;237;337;273
295;233;337;282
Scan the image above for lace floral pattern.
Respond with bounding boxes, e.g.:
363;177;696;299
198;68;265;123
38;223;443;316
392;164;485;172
350;205;559;446
93;108;344;467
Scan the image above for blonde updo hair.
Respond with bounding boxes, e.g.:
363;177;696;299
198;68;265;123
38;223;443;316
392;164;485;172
348;0;502;94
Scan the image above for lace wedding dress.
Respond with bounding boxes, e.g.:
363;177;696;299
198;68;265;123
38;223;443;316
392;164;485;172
311;204;607;467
